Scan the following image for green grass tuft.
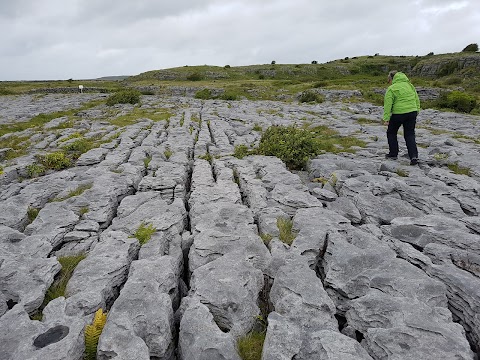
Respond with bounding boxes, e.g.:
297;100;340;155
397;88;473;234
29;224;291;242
27;207;40;224
52;183;93;202
447;163;471;176
277;217;297;245
133;222;156;245
237;331;266;360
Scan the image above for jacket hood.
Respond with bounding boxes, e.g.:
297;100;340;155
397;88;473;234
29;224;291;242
392;72;410;83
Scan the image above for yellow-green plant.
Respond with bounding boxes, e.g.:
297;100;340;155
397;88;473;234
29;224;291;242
447;163;471;176
84;308;107;360
237;331;266;360
52;183;93;202
433;152;449;160
395;168;409;177
164;149;173;160
143;156;152;168
260;233;273;245
277;217;297;245
27;207;40;224
133;222;156;245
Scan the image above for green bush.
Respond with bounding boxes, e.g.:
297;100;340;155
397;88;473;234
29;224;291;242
313;81;328;88
443;77;462;85
257;125;319;170
62;138;92;155
299;90;323;103
220;92;238;101
186;73;203;81
194;89;213;99
38;151;72;170
0;88;15;95
106;89;141;106
438;61;458;77
233;144;251;159
436;91;476;113
462;43;478;52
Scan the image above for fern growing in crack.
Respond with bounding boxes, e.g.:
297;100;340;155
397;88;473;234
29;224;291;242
84;308;107;360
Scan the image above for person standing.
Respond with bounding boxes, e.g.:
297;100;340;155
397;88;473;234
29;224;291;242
383;70;420;165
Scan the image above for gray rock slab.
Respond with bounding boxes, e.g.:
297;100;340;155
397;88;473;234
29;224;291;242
269;183;321;216
97;258;176;360
24;202;79;249
327;197;362;224
111;193;186;236
178;297;241;360
65;230;140;316
291;207;350;269
76;147;109;166
0;302;86;360
323;230;473;359
353;192;423;225
189;253;264;338
0;254;60;314
386;215;480;253
347;290;474;360
189;229;270;273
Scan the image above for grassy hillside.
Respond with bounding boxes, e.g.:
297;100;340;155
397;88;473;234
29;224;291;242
1;51;479;113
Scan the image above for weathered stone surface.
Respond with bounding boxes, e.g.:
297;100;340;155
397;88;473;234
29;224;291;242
0;300;86;360
97;258;176;360
76;147;109;166
323;230;473;359
0;254;60;314
189;253;264;338
111;192;186;236
65;231;140;316
263;259;373;360
178;297;241;360
2;90;480;360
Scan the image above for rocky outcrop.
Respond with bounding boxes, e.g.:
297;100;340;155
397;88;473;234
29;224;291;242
0;93;479;359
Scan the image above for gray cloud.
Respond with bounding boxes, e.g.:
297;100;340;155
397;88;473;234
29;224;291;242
0;0;478;80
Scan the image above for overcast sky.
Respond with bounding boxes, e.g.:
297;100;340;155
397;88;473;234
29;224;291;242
0;0;478;81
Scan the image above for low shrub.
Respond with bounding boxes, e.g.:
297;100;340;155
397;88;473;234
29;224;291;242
299;90;324;103
106;89;141;106
220;92;238;101
186;72;203;81
194;89;213;100
257;125;319;170
443;77;462;85
435;91;476;113
233;144;252;159
38;151;72;170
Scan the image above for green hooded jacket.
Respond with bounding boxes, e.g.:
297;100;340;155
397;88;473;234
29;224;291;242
383;72;420;121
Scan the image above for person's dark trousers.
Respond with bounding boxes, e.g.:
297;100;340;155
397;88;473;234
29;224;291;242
386;111;418;159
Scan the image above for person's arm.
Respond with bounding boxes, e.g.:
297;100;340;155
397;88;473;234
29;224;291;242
383;88;393;122
414;89;420;112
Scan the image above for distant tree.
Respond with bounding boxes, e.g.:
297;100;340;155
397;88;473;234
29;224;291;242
67;78;73;83
224;64;231;68
374;53;379;56
271;60;276;65
427;52;434;56
311;60;318;64
462;43;478;52
344;56;349;60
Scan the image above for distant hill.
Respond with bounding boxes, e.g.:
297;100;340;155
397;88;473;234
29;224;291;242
95;75;130;81
128;52;480;83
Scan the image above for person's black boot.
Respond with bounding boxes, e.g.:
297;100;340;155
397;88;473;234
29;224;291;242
410;158;419;165
385;154;397;160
